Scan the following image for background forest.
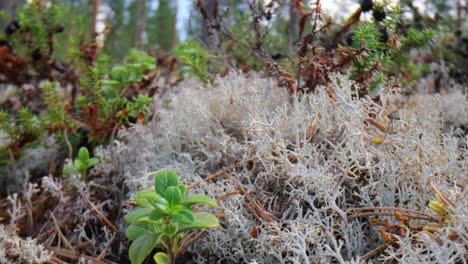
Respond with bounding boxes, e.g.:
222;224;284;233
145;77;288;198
0;0;466;263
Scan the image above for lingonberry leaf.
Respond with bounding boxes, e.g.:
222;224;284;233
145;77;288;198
154;169;179;195
128;234;160;264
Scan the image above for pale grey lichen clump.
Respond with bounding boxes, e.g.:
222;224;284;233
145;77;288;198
0;225;52;263
92;71;467;263
0;136;60;195
2;72;461;263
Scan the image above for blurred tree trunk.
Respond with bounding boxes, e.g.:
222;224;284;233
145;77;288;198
91;0;100;38
199;0;219;49
133;0;147;49
288;0;299;47
172;0;178;49
148;0;177;52
0;0;23;28
103;0;128;62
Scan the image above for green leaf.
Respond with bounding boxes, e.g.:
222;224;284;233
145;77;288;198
101;79;120;87
135;190;157;208
125;222;161;240
162;223;178;237
173;209;195;224
153;252;171;264
154;169;179;195
125;208;153;223
164;186;182;211
135;190;166;209
63;165;78;175
74;159;85;170
182;194;218;207
179;212;220;232
178;184;187;196
172;234;182;253
128;234;159;264
111;66;129;84
87;157;99;167
151;197;170;213
78;147;90;161
148;207;167;222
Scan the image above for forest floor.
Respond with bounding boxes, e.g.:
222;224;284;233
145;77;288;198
0;71;467;263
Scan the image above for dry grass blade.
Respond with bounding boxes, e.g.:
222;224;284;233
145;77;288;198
49;212;76;253
178;230;207;256
365;118;387;133
188;157;256;190
347;211;437;222
225;173;277;222
96;236;114;260
81;194;118;232
243;203;263;222
359;243;388;262
216;191;240;202
36;212;72;241
49;256;69;264
48;247;117;264
348;207;435;218
430;182;456;210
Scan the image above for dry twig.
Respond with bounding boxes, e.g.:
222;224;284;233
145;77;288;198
49;212;76;253
81;194;118;232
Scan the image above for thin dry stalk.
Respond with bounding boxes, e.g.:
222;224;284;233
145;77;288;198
359;243;388;262
430;182;456;210
347;211;437;222
49;212;76;253
188;157;256;190
48;247;117;264
348;207;434;218
81;194;118;232
226;173;276;222
216;191;240;202
178;230;207;256
365;118;388;133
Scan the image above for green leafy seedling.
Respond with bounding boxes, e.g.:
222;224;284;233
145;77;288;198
170;40;216;82
63;147;99;181
125;168;219;264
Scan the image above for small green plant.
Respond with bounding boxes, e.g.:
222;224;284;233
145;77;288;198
116;94;153;124
0;108;43;165
125;169;219;264
428;193;452;225
170;40;216;82
63;147;99;181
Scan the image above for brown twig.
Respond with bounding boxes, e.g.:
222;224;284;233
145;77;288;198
429;182;456;210
49;256;69;264
347;211;437;222
214;212;226;218
365;118;388;133
359;243;388;262
243;203;263;222
48;247;117;264
49;212;76;253
81;194;118;232
96;236;114;260
225;173;276;222
187;157;256;190
177;230;207;256
348;206;434;218
216;191;240;202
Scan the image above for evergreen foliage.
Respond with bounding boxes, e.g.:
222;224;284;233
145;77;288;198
148;0;177;52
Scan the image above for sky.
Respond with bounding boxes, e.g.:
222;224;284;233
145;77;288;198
177;0;191;40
